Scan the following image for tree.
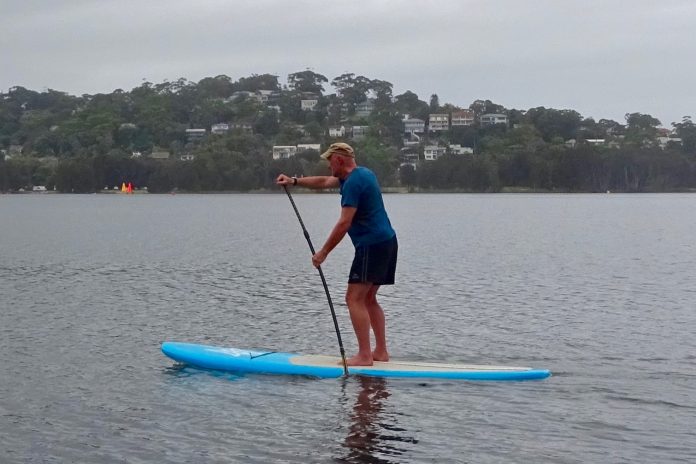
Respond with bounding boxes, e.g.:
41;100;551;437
429;94;440;113
197;75;234;98
331;74;373;116
525;107;582;142
469;99;506;118
672;116;696;154
449;126;478;150
54;157;96;192
399;163;416;187
393;91;427;120
624;112;661;147
233;74;281;92
355;136;399;185
504;124;545;151
2;157;41;190
254;109;280;137
369;79;393;110
287;70;328;94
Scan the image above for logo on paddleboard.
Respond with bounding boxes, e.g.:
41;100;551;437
206;347;266;358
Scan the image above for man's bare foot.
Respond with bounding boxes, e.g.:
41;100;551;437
372;350;389;362
342;354;373;366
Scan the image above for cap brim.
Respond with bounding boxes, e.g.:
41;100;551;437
320;147;355;160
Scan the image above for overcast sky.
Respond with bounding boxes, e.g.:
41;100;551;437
3;0;695;126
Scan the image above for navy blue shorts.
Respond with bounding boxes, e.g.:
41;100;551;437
348;235;398;285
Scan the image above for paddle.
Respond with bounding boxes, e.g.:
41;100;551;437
282;185;349;376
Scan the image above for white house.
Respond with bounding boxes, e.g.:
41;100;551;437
449;144;473;155
329;126;346;138
403;115;425;133
4;145;23;160
301;99;318;111
297;143;321;153
186;128;206;143
257;89;279;103
657;136;683;149
480;113;508;126
351;126;369;139
150;148;170;160
451;110;474;126
211;123;229;135
424;145;446;161
585;139;606;146
228;91;262;103
428;114;449;131
400;148;419;170
272;145;297;160
355;99;375;117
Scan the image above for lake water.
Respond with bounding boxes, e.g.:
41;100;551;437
1;193;695;463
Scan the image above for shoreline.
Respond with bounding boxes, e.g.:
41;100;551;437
4;188;696;195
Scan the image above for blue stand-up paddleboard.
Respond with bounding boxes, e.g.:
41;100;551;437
162;342;551;381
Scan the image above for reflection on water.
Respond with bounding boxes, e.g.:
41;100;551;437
338;376;417;463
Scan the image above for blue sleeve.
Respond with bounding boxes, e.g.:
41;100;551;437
340;174;362;208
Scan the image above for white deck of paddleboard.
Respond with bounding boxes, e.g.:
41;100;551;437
291;355;531;372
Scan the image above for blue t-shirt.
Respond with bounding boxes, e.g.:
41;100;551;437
339;167;395;247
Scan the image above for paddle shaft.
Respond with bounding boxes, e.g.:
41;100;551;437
283;185;349;376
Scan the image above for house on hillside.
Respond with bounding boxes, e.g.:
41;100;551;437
228;91;262;103
585;139;606;146
658;136;682;149
272;145;297;160
451;110;475;126
211;123;230;135
150;148;170;160
428;114;449;131
400;147;419;170
329;126;346;138
403;115;425;134
355;99;375;118
424;145;446;160
297;143;321;153
301;99;318;111
480;113;508;126
351;126;369;140
449;144;473;155
186;128;206;143
257;89;280;103
4;145;23;160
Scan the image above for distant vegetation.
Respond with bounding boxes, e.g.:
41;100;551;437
1;71;695;193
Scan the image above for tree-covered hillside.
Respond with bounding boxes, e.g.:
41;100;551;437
1;71;695;192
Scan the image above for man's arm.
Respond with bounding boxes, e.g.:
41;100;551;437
276;174;339;190
312;206;357;268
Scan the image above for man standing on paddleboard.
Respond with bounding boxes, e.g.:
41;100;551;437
276;142;398;366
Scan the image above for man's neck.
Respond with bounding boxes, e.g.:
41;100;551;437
339;165;357;180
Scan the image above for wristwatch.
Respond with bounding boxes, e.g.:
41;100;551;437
292;177;298;186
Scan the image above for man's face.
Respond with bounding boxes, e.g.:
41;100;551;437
327;154;342;177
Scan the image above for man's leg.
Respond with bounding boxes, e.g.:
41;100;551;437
345;282;375;366
366;285;389;362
